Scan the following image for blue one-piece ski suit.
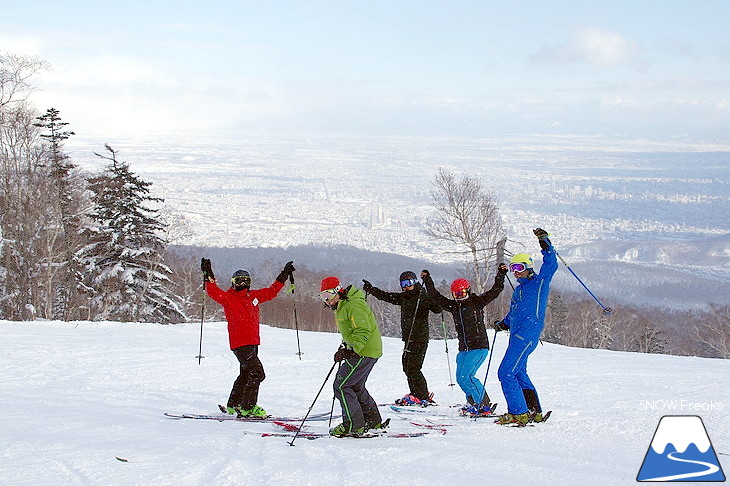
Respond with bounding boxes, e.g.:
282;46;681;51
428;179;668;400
498;243;558;415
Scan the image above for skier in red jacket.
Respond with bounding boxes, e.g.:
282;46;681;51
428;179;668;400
201;258;294;418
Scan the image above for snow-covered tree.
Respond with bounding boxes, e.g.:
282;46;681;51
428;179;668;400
0;54;54;319
78;144;185;323
34;107;88;320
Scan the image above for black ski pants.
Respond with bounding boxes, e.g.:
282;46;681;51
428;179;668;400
333;355;381;433
227;345;265;410
402;341;429;400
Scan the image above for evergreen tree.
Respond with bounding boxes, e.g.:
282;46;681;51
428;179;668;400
78;144;185;323
34;107;86;320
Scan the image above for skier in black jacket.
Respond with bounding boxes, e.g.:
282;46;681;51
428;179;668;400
362;271;442;406
421;265;508;416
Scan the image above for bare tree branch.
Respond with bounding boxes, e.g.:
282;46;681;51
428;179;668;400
425;168;505;292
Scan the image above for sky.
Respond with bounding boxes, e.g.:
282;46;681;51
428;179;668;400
2;1;730;142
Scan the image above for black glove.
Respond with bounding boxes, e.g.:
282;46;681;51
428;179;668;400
201;258;214;282
496;263;508;277
334;346;359;362
494;319;509;332
362;279;373;293
276;261;295;283
420;269;431;282
533;228;551;251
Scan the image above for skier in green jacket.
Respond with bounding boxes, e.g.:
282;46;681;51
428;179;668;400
320;276;385;437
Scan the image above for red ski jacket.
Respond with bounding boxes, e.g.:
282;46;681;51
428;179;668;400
205;279;284;350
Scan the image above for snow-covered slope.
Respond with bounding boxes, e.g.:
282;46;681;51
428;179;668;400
1;320;727;485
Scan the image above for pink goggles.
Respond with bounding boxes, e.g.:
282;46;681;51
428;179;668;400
510;263;529;273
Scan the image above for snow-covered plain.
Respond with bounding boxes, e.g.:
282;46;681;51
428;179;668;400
1;319;728;485
65;134;730;307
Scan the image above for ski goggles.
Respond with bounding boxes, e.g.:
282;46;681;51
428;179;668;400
451;288;469;300
231;275;251;287
400;278;417;289
319;288;340;302
509;263;529;273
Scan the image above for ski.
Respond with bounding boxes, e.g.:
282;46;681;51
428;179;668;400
389;404;451;416
249;429;438;439
408;421;448;433
389;402;498;417
267;418;444;439
164;410;335;423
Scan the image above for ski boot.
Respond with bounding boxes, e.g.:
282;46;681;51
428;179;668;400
395;394;422;406
396;393;435;406
238;404;268;418
459;404;494;417
329;423;365;437
529;410;552;423
494;412;530;426
420;392;436;407
366;418;391;434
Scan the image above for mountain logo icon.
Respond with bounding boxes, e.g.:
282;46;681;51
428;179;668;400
637;415;726;482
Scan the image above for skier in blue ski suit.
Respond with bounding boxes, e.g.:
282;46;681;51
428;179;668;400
494;228;558;424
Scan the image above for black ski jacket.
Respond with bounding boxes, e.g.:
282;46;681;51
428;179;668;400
423;272;506;352
366;283;441;344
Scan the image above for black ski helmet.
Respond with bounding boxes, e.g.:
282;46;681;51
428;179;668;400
231;269;251;289
399;271;418;288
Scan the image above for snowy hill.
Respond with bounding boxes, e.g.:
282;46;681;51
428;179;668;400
1;319;728;485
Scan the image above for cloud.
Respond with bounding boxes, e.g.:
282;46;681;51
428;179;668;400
531;28;637;68
0;34;44;56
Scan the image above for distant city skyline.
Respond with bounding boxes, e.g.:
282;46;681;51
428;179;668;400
2;1;730;142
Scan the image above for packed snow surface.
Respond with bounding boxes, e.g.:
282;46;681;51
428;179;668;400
1;319;728;485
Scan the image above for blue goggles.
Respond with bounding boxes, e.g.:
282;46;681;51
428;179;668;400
400;278;418;289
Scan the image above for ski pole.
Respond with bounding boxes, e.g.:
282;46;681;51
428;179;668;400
475;329;498;419
196;280;206;365
289;361;338;446
556;252;612;315
289;273;303;359
440;312;455;387
328;362;341;427
402;290;421;354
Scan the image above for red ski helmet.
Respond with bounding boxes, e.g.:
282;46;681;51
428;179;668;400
450;278;470;301
320;276;341;292
320;276;342;303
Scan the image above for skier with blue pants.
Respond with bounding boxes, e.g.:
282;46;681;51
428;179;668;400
494;228;558;426
421;265;508;416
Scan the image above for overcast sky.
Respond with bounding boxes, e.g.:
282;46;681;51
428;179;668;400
2;1;730;142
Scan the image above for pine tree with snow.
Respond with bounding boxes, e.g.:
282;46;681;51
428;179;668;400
77;144;185;323
34;107;88;320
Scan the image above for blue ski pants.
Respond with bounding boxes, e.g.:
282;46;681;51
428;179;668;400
498;331;539;414
455;348;489;404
